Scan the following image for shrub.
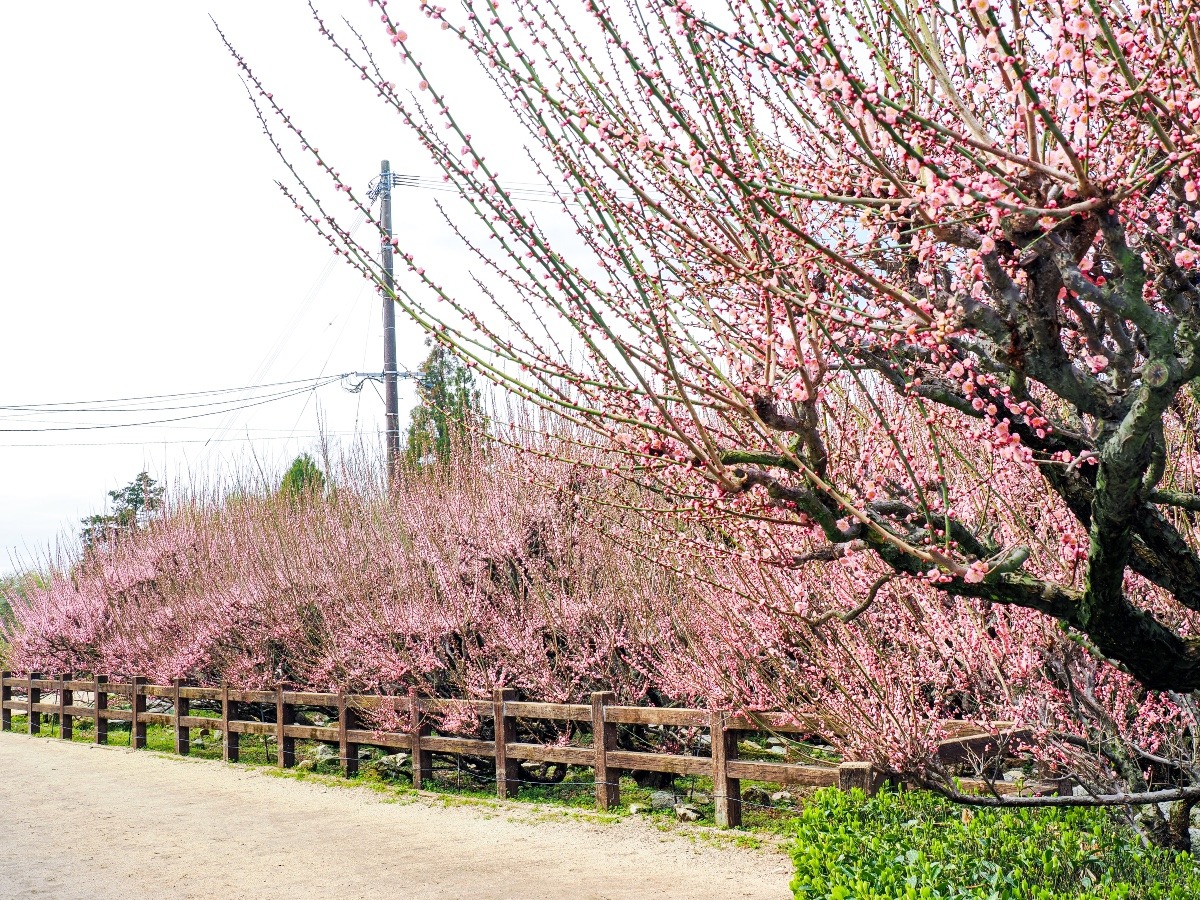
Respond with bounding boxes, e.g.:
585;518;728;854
790;788;1200;900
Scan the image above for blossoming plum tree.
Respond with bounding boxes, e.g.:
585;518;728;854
217;0;1200;828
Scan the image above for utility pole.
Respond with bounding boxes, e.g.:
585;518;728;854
379;160;401;485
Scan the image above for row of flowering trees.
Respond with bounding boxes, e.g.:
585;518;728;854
5;446;672;705
6;430;1199;842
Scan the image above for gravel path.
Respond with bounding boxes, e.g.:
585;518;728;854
0;732;790;899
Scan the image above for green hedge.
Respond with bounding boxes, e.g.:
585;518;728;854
790;788;1200;899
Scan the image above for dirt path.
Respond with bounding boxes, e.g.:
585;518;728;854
0;732;790;899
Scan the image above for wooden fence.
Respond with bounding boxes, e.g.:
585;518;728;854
0;672;1037;827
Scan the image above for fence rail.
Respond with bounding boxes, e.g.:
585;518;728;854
0;671;1044;827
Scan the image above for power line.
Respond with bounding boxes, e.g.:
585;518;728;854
201;211;369;452
383;171;638;206
0;377;345;433
5;422;367;434
17;170;563;447
0;431;370;449
0;375;343;412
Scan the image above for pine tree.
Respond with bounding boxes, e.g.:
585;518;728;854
80;471;165;551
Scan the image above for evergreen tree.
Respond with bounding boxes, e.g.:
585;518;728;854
80;471;165;551
280;453;326;499
404;341;482;465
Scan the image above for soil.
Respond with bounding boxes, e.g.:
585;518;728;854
0;732;790;899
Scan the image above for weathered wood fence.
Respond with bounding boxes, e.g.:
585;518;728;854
0;672;1034;827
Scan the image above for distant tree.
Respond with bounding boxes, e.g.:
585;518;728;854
80;471;164;551
280;453;326;499
404;341;483;466
0;571;45;628
0;575;15;666
1;575;25;627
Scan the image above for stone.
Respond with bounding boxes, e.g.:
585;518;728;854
650;790;676;810
738;740;762;754
309;712;332;727
770;791;793;805
766;737;784;747
1002;769;1027;783
768;745;787;756
673;804;700;822
370;752;410;779
1152;801;1190;825
690;792;711;805
742;786;772;806
1157;801;1183;818
628;803;647;814
310;743;339;766
296;759;315;772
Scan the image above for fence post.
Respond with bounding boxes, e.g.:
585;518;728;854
221;685;239;763
28;672;41;736
493;687;518;800
591;691;619;811
712;711;742;828
276;685;295;768
94;675;108;745
338;691;359;777
130;676;147;749
409;693;431;789
173;678;190;756
59;673;73;741
837;761;879;796
1;671;11;732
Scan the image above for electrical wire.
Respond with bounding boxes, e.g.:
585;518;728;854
0;377;344;433
388;172;633;206
0;431;367;449
390;174;563;205
202;211;368;452
283;278;374;444
2;172;568;445
0;375;347;413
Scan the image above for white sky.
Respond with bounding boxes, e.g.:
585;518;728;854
0;2;515;574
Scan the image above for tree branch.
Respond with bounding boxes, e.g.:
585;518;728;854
929;782;1200;809
1149;488;1200;512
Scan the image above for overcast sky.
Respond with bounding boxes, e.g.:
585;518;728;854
0;3;512;574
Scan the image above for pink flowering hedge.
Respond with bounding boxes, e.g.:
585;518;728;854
3;441;1190;800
